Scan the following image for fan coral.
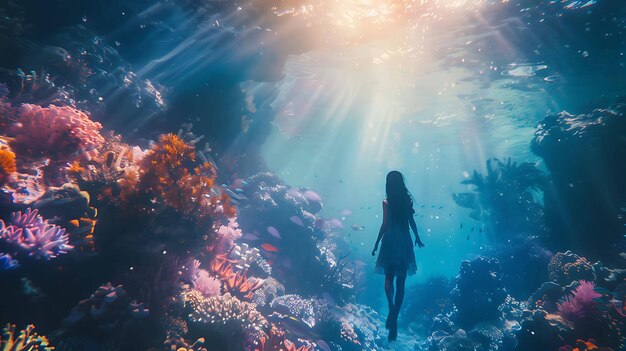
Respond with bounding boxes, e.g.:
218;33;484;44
0;148;16;186
558;281;602;323
9;103;104;161
0;252;19;271
122;133;236;221
63;282;148;334
559;339;615;351
0;208;74;260
549;251;596;286
0;323;54;351
183;290;268;344
193;269;222;297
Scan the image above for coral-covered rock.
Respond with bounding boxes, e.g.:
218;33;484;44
63;282;148;334
451;256;507;328
559;338;615;351
549;251;596;286
0;148;16;187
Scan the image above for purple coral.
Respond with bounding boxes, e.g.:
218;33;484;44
0;208;73;260
557;280;602;322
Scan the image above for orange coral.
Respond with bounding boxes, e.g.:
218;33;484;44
210;254;262;301
0;149;16;186
560;339;614;351
123;133;236;221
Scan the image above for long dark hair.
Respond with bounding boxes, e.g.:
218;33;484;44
386;170;414;222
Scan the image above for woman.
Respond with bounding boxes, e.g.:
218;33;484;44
372;170;425;341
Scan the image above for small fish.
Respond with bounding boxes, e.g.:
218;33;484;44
431;205;436;208
315;340;332;351
303;190;322;202
341;209;352;216
421;205;425;208
471;227;475;232
467;235;470;240
261;243;279;252
289;216;304;226
479;228;483;233
350;225;365;231
439;206;444;209
460;223;463;229
266;226;281;239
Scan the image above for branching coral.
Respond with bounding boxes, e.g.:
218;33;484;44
209;254;263;301
121;133;236;221
9;103;104;161
255;325;314;351
182;289;268;344
0;208;74;260
0;323;54;351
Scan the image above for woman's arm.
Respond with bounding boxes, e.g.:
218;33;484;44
372;201;388;256
409;216;425;248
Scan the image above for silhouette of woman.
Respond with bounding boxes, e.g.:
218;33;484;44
372;170;425;341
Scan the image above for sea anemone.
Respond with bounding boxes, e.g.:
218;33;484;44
0;208;73;260
558;281;602;323
0;323;54;351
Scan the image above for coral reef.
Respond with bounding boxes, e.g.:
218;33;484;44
559;339;615;351
0;323;54;351
451;256;507;328
193;269;222;298
0;148;16;187
0;252;18;270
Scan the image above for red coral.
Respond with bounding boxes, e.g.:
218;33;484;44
210;254;262;301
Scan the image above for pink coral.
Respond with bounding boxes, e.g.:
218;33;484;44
216;217;243;254
193;269;222;297
558;280;602;322
10;104;104;161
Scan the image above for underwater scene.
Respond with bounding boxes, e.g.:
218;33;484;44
0;0;625;350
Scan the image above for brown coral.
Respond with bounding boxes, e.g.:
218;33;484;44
0;149;16;186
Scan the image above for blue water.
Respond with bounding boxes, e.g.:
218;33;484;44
0;1;625;350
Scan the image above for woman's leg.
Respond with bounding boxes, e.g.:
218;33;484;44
384;274;395;310
394;273;407;313
384;274;395;329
